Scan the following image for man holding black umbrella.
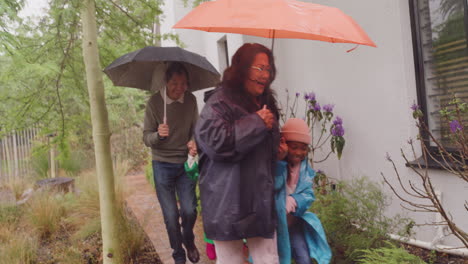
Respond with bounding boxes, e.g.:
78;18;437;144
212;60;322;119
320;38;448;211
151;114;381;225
104;46;220;264
143;62;200;264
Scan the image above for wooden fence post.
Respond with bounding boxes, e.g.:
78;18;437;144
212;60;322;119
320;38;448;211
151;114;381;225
5;133;11;180
47;133;56;178
12;131;19;178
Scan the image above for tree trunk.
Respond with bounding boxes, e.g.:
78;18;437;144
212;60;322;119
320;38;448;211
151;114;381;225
81;1;123;263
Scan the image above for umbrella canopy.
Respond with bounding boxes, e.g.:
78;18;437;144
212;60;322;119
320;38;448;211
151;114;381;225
173;0;376;48
104;46;221;92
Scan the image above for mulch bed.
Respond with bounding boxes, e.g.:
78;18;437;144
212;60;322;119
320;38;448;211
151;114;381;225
403;243;468;264
131;235;162;264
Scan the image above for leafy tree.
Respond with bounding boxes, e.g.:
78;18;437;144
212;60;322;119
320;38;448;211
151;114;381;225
0;0;179;161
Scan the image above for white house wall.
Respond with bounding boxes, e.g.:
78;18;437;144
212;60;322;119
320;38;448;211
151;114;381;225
162;0;468;249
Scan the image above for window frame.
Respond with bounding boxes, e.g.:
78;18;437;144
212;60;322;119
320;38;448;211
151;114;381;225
408;0;468;168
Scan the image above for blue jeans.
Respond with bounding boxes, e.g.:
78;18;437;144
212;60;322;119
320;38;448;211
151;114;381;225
153;161;198;263
289;219;312;264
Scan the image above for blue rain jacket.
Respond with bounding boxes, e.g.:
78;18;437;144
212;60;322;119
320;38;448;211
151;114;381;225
275;160;332;264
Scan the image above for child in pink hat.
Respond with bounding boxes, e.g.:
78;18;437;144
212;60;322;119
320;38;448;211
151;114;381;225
275;118;332;264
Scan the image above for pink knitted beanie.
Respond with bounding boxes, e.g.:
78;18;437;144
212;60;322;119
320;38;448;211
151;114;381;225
281;118;311;145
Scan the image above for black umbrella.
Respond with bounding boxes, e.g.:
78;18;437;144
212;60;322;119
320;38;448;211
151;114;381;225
104;46;220;92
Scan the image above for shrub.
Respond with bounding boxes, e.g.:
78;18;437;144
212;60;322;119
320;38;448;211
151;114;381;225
311;177;411;263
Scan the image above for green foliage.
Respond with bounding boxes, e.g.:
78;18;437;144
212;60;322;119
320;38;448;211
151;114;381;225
427;249;437;264
331;135;345;159
182;0;208;8
59;152;86;176
0;0;181;171
30;147;50;179
311;177;411;263
356;242;425;264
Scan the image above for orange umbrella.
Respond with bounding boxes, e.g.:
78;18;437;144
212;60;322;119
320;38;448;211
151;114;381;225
173;0;376;48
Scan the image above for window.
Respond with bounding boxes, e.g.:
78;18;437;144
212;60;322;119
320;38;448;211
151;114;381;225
410;0;468;149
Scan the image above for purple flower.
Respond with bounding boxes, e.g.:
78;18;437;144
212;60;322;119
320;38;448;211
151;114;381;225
333;116;343;126
295;92;300;97
449;120;463;133
313;102;321;111
323;104;334;113
331;124;345;137
410;103;419;111
317;169;323;174
305;92;316;101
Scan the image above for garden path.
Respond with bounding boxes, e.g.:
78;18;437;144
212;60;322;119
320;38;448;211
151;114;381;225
125;173;215;264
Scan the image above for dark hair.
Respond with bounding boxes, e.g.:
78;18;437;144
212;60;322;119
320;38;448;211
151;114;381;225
165;62;190;84
221;43;279;118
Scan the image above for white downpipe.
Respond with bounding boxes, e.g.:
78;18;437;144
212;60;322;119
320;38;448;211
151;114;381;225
389;233;468;257
431;190;449;247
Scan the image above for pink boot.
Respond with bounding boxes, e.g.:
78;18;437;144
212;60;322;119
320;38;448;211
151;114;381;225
206;242;217;260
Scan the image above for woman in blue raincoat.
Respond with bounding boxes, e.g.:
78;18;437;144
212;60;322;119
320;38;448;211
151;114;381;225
275;118;332;264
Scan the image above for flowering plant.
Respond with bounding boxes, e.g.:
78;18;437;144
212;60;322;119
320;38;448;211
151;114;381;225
281;91;346;163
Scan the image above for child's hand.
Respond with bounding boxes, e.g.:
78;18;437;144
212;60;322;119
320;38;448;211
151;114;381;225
277;137;288;160
187;140;197;157
286;196;297;213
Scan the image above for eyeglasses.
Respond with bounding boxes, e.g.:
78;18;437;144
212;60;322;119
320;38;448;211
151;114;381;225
250;66;273;75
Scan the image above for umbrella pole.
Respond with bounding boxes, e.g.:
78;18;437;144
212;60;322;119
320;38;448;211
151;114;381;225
164;86;167;124
271;30;276;52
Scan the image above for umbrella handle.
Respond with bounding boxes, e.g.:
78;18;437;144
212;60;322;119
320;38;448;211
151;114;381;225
164;85;167;124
